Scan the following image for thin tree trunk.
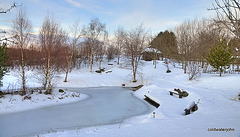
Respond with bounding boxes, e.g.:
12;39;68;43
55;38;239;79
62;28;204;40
117;55;120;65
45;52;51;94
99;57;102;70
43;54;49;90
43;66;47;90
64;69;69;82
154;53;157;69
21;48;26;95
133;72;136;82
132;56;137;82
237;64;239;72
154;60;156;69
90;46;93;72
64;55;73;82
184;60;187;74
182;60;184;69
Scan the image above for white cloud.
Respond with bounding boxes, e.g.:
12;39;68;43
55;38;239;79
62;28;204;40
114;11;180;34
65;0;83;8
65;0;113;15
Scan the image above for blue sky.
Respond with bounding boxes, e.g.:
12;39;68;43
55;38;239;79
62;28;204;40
0;0;216;36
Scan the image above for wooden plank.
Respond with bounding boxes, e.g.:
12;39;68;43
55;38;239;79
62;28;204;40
144;95;160;108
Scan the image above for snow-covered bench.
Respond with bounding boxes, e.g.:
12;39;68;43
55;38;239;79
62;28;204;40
144;94;160;108
184;101;198;115
169;91;183;98
106;70;112;73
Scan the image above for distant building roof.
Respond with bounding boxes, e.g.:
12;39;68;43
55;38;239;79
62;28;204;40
144;48;161;54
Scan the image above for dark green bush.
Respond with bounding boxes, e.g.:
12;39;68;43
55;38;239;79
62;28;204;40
59;89;64;93
166;70;171;73
182;91;189;97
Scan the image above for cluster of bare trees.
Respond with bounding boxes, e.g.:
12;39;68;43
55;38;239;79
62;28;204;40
173;17;237;79
171;0;240;79
149;18;221;78
81;18;108;72
174;19;219;74
8;8;111;94
38;15;68;94
8;7;150;93
10;9;67;94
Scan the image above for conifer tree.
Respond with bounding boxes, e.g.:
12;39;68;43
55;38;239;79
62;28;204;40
207;40;234;76
0;43;8;87
150;30;178;58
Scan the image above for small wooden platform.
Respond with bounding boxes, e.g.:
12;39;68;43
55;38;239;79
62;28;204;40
169;91;183;98
144;94;160;108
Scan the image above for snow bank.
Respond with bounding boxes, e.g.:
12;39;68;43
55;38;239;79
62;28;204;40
0;88;88;114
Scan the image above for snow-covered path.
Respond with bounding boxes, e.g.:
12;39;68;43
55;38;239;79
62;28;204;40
0;87;154;137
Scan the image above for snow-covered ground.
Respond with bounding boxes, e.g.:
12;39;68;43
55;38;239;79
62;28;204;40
1;59;240;137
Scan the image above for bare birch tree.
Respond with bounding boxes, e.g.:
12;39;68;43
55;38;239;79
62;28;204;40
124;25;148;82
81;18;107;72
63;21;81;82
114;26;125;65
95;41;105;70
12;8;32;95
39;15;67;94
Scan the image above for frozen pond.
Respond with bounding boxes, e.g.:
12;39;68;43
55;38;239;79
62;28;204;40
0;87;154;137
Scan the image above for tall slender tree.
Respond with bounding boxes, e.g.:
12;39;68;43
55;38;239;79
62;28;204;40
12;8;32;95
124;25;148;82
81;18;107;72
39;15;67;94
63;21;81;82
114;26;125;65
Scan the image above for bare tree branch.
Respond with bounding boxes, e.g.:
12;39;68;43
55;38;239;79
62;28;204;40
0;3;21;14
210;0;240;38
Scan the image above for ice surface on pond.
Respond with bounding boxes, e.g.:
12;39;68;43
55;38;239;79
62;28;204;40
0;87;154;137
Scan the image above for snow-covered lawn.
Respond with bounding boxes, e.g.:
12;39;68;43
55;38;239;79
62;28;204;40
1;59;240;137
